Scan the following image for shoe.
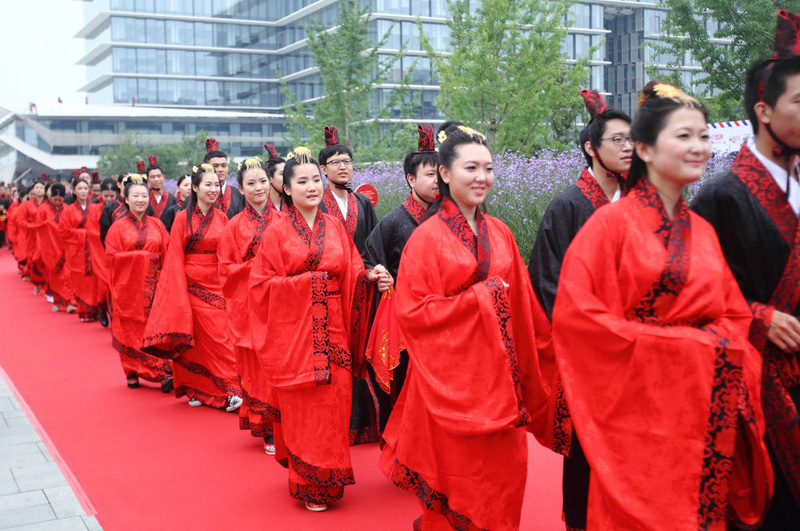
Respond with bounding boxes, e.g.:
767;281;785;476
263;443;276;455
51;305;60;313
305;502;327;512
21;276;29;282
33;285;40;295
66;305;77;314
225;395;243;412
127;377;140;389
187;399;203;407
99;309;109;328
46;295;54;303
160;377;173;394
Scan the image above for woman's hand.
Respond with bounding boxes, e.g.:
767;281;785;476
369;265;394;292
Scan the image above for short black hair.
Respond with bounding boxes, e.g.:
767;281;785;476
318;145;352;167
50;183;66;197
745;57;800;136
402;151;438;188
580;109;631;167
204;150;227;163
100;178;117;192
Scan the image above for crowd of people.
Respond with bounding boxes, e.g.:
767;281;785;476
1;9;799;530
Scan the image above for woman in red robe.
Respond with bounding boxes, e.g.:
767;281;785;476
142;164;243;412
105;174;172;390
19;181;47;293
218;158;281;453
552;82;772;529
249;147;389;512
6;189;27;275
379;125;553;530
34;183;75;312
59;178;103;322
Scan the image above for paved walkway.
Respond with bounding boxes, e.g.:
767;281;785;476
0;374;103;531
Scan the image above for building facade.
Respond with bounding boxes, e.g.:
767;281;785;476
77;0;712;119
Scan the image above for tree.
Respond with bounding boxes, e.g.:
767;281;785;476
97;132;212;180
424;0;594;153
657;0;800;120
280;0;416;162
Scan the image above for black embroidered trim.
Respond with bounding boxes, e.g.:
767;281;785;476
242;203;271;262
402;193;427;225
329;345;351;372
112;335;172;380
322;188;358;239
437;198;491;294
551;376;573;456
390;459;487;531
486;277;530;427
173;356;244;398
288;483;345;505
143;254;159;316
141;332;193;357
287;205;327;272
184;206;214;254
310;272;332;386
187;282;227;311
174;385;227;409
286;448;355;487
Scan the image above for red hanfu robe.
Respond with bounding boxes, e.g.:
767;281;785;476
249;206;373;505
19;199;46;286
6;201;23;261
86;202;109;311
106;214;172;382
59;202;102;319
380;198;553;531
141;206;241;408
34;202;74;308
553;179;772;530
149;190;170;218
218;202;281;438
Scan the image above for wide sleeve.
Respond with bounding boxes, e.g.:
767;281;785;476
395;223;533;437
141;213;193;357
217;221;253;348
528;199;574;319
338;222;374;377
363;221;388;272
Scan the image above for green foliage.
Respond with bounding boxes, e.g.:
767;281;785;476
280;0;416;162
424;0;594;154
657;0;800;120
97;131;216;180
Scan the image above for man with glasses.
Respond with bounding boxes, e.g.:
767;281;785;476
317;126;378;260
528;90;632;531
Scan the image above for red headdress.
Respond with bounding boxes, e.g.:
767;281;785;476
41;173;48;180
91;171;100;183
136;160;146;173
205;138;219;153
323;126;339;147
263;144;280;161
147;155;158;167
80;166;89;174
581;89;609;120
415;124;435;153
72;170;79;178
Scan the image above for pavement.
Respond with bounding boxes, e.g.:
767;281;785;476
0;374;103;531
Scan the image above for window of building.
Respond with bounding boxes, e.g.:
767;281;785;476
113;78;138;103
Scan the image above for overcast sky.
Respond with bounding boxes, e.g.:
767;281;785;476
1;1;86;113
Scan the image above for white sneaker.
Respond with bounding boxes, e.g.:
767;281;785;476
187;399;203;407
66;305;77;314
33;285;40;295
305;502;327;512
46;295;54;303
225;395;243;412
263;443;276;455
51;305;60;312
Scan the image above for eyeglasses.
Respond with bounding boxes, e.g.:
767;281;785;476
324;158;353;168
601;136;633;147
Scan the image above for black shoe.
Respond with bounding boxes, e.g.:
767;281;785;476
127;376;140;389
99;309;109;328
160;377;173;393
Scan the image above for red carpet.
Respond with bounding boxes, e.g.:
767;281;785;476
0;248;563;530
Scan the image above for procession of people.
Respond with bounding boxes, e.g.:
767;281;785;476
3;9;800;530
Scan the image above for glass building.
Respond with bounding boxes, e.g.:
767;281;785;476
76;0;716;119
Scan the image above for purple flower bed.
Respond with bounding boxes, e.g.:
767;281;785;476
354;149;737;260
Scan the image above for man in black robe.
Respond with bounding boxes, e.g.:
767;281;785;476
363;124;438;427
692;13;800;527
318;126;378;260
316;125;380;445
204;139;244;219
528;90;632;531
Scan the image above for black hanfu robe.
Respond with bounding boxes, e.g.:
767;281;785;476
161;200;185;233
319;186;379;445
528;166;617;530
363;194;428;427
691;141;800;525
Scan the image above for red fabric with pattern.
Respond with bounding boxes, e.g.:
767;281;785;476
205;138;218;153
773;9;800;59
580;89;608;120
147;155;157;167
324;125;340;147
732;141;800;504
106;214;171;382
218;202;281;437
149;190;170;218
380;202;553;530
214;185;232;216
552;178;772;529
135;160;145;173
142;206;240;408
416;124;435;153
322;188;358;240
402;194;427;225
576;168;611;210
58;202;102;317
